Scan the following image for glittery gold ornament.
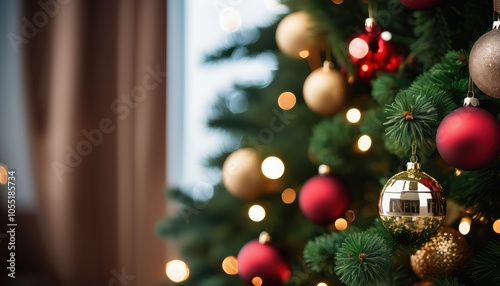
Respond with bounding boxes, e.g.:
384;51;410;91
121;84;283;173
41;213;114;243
410;227;473;280
378;162;446;244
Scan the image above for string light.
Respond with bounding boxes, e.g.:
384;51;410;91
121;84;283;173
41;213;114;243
252;277;263;286
357;135;372;152
345;210;356;223
381;31;392;41
493;219;500;234
248;205;266;222
222;256;238;275
318;283;328;286
299;50;310;58
261;156;285;179
165;260;190;282
459;217;472;235
349;38;369;59
334;218;348;231
346;108;361;123
281;188;296;204
278;92;297;110
0;164;7;185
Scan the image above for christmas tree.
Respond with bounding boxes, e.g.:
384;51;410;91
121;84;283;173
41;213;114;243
157;0;500;285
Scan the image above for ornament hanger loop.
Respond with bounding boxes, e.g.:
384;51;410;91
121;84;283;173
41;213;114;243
493;0;500;28
410;143;418;163
368;0;377;20
464;77;480;106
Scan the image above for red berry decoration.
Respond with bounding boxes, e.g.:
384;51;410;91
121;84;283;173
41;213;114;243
436;101;500;171
400;0;443;10
348;18;403;81
237;232;291;285
299;165;351;225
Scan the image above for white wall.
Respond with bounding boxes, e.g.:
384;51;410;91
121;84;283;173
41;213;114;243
168;0;286;200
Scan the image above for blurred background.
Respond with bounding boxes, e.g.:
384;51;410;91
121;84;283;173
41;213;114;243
0;0;282;285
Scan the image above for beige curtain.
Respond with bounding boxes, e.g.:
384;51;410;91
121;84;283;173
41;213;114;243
22;0;166;285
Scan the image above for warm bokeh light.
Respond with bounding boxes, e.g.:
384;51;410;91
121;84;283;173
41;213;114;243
219;7;242;32
357;135;372;152
281;188;296;204
455;169;462;176
347;75;355;84
493;219;500;234
261;156;285;179
361;64;369;72
332;0;344;4
248;205;266;222
459;218;472;235
381;31;392;41
345;210;356;223
346;108;361;123
166;260;190;283
252;276;263;286
299;50;310;58
222;256;238;275
278;92;297;110
334;218;348;231
318;164;330;175
0;164;7;185
318;282;328;286
349;38;369;59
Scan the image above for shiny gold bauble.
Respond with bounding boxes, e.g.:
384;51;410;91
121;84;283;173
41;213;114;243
302;61;348;116
379;162;446;244
275;11;316;58
469;28;500;98
411;227;473;280
222;148;266;200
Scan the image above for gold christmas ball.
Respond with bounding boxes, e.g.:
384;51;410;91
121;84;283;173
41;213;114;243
302;61;348;116
222;148;266;200
469;29;500;99
411;227;473;280
275;11;316;58
379;162;446;244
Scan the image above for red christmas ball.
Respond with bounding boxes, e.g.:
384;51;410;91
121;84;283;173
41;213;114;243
400;0;443;10
299;174;351;225
436;106;500;170
348;25;403;80
237;240;291;285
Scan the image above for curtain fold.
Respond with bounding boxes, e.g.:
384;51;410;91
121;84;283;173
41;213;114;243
21;1;166;285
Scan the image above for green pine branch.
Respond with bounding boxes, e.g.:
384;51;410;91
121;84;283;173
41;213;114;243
410;8;451;70
448;160;500;221
468;238;500;285
334;232;392;286
309;115;360;171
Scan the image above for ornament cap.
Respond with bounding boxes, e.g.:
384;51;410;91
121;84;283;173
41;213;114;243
406;161;421;170
365;18;376;32
463;97;480;107
493;20;500;29
318;164;331;175
322;60;333;71
258;231;271;244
